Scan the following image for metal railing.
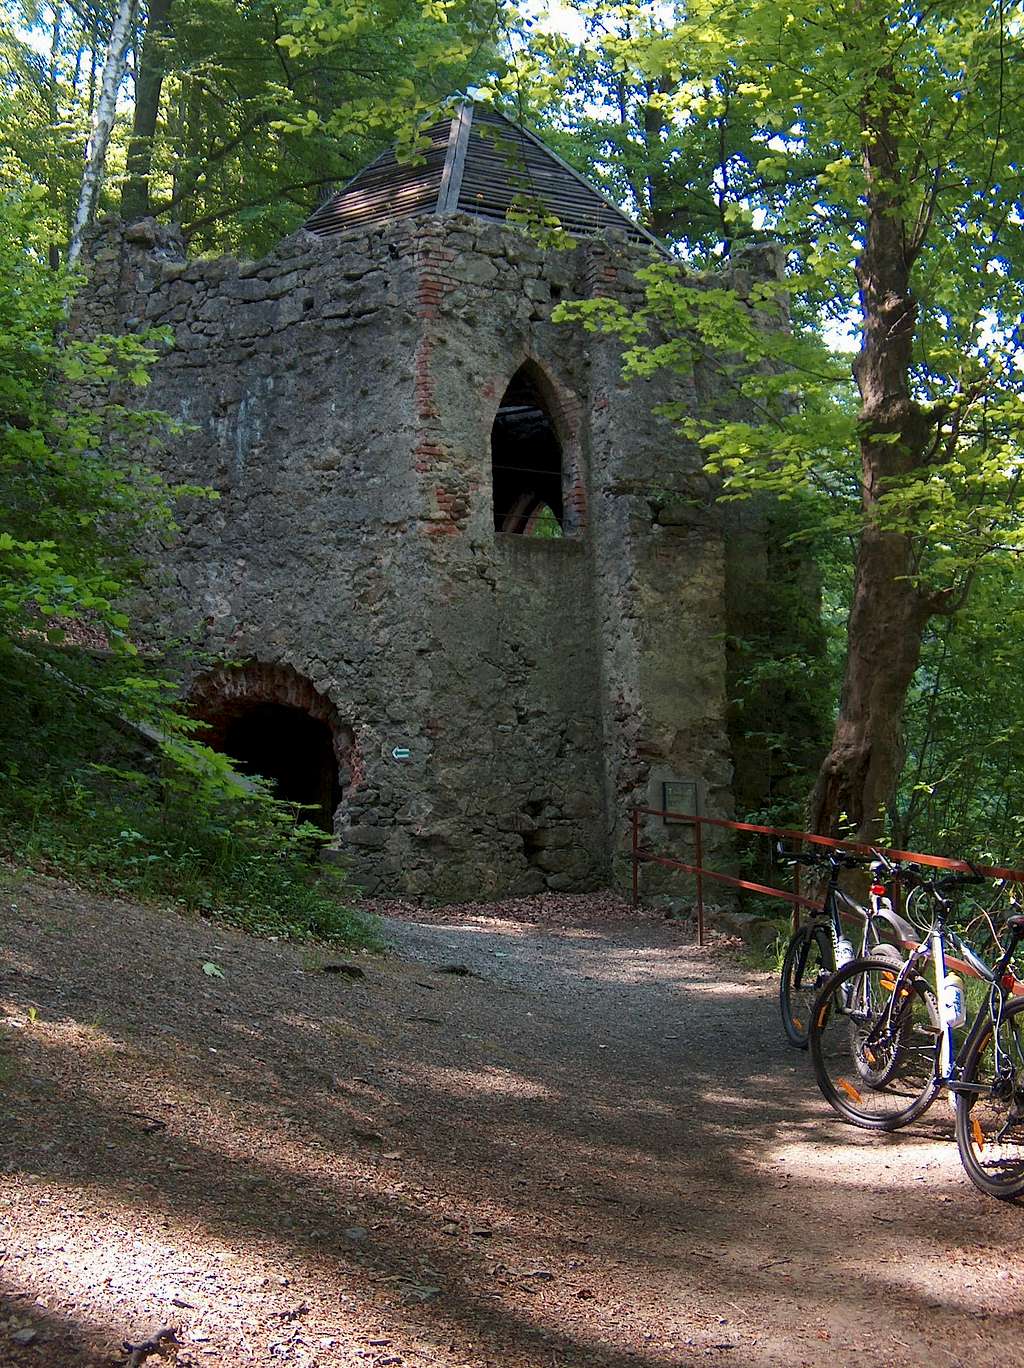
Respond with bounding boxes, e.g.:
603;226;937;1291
629;806;1024;950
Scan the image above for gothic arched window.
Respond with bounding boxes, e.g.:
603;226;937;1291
491;367;565;537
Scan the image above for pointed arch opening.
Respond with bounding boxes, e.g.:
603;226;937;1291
491;366;567;537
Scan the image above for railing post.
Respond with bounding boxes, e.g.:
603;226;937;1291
793;847;801;936
631;807;639;908
694;816;705;947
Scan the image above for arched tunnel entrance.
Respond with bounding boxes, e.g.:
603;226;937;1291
189;664;355;833
221;702;340;830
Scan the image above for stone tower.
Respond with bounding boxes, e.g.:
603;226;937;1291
78;104;737;900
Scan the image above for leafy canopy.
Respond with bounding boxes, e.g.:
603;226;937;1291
2;0;507;256
550;0;1024;588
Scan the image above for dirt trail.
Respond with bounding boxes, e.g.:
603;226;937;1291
1;873;1022;1368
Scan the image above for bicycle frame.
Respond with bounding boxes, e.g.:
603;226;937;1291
870;915;1018;1097
781;847;912;1048
807;861;913;961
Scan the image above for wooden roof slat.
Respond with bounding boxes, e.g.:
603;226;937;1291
303;102;664;252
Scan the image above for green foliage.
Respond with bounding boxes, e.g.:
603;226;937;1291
511;1;772;253
0;191;182;650
3;0;507;256
527;503;564;538
727;495;837;830
149;0;500;252
894;562;1024;868
735;918;790;973
543;0;1024;836
0;642;380;946
546;0;1024;582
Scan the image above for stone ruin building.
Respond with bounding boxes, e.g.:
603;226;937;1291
78;103;779;902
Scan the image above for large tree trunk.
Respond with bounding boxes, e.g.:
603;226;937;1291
810;68;942;839
810;526;931;838
68;0;137;266
121;0;174;223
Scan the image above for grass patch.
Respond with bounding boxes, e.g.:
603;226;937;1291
736;920;791;973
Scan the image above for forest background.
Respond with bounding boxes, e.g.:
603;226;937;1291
3;0;1024;935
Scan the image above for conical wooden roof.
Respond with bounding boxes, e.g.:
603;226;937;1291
304;103;661;249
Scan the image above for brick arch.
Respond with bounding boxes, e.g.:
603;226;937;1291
489;357;587;537
189;663;359;829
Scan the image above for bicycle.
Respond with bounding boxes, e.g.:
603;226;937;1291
809;868;1024;1199
778;845;910;1048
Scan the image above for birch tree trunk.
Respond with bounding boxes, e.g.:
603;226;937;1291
68;0;137;267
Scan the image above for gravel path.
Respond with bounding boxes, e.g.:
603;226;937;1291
2;876;1022;1367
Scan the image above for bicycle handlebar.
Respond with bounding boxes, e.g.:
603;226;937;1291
775;843;998;905
900;866;987;897
776;842;869;871
777;843;909;877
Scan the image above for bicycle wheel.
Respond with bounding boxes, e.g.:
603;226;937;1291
780;922;833;1048
809;956;941;1130
955;996;1024;1200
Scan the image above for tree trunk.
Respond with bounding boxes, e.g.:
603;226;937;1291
68;0;137;267
121;0;174;223
809;67;942;839
810;526;931;838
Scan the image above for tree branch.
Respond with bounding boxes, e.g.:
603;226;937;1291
181;175;342;234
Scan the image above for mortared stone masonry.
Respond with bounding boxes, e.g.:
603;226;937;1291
75;210;765;900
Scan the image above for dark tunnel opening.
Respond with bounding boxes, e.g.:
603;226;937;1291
221;702;340;832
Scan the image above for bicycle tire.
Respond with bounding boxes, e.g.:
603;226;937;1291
954;995;1024;1201
780;922;833;1048
809;956;940;1131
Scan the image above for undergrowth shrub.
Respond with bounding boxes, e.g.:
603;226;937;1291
0;644;380;948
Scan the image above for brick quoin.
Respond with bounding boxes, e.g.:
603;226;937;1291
414;249;454;524
566;477;587;513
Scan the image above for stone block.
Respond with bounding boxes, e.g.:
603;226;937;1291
234;302;276;337
447;255;498;286
342;827;389;849
226;277;270;302
264;270;304;299
276;292;313;327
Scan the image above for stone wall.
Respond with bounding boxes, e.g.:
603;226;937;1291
75;211;735;900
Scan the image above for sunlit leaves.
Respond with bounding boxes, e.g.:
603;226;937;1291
0;193;175;649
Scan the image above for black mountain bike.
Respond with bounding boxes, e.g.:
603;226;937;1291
779;846;909;1048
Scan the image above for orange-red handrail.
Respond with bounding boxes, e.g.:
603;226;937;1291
629;806;1024;954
